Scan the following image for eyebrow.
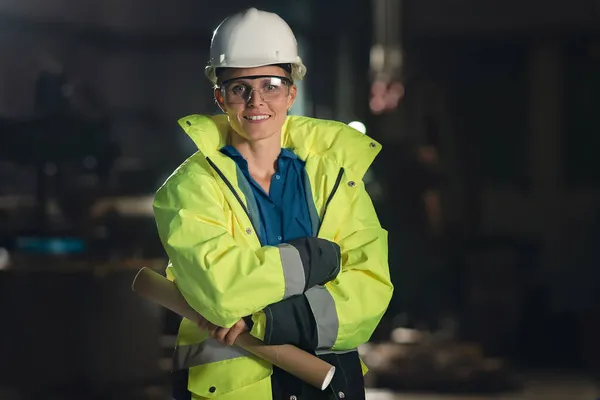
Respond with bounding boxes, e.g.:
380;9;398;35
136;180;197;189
221;75;289;86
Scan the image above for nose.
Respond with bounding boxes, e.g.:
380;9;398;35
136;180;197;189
246;88;264;106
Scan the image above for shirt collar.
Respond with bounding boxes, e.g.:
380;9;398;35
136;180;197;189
220;145;298;165
280;148;298;160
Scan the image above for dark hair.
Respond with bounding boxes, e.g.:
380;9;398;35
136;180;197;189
215;63;293;84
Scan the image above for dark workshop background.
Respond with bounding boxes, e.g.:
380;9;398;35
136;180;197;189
1;0;599;399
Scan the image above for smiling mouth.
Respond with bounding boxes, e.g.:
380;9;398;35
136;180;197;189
244;115;271;121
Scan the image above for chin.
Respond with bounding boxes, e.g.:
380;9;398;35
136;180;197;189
239;120;282;142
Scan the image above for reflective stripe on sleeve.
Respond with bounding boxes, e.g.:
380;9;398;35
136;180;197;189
277;243;306;298
305;285;339;349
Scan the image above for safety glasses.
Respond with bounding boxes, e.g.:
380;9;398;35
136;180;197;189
220;75;292;104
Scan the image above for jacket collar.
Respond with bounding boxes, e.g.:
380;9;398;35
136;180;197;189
178;114;382;179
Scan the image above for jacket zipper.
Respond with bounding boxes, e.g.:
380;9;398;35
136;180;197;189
320;167;344;224
206;157;259;237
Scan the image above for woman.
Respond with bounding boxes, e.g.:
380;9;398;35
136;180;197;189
153;8;393;400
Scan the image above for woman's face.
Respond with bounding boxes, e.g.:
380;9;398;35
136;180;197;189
215;65;297;143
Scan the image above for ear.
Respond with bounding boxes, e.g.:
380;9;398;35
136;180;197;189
214;87;226;112
286;84;297;111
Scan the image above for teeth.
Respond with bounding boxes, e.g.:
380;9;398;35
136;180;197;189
245;115;269;121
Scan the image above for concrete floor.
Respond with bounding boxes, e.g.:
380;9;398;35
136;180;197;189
366;373;600;400
2;372;598;400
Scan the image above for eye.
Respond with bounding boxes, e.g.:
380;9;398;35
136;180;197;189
230;85;247;95
265;83;284;93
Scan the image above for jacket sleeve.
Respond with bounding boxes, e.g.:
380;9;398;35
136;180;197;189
250;180;394;351
153;168;341;328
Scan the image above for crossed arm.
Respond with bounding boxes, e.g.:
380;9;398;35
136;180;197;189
153;170;393;352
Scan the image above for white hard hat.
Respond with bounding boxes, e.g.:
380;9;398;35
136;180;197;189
205;8;307;85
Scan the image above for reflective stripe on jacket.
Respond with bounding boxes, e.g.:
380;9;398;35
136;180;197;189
153;114;394;398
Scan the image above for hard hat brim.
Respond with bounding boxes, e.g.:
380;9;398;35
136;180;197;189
205;61;306;85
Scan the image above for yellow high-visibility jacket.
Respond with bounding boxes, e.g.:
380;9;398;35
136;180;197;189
153;114;393;399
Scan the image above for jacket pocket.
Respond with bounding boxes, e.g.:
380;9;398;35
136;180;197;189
187;354;272;398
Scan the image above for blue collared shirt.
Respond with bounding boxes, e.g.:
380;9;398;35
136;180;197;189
220;145;317;246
